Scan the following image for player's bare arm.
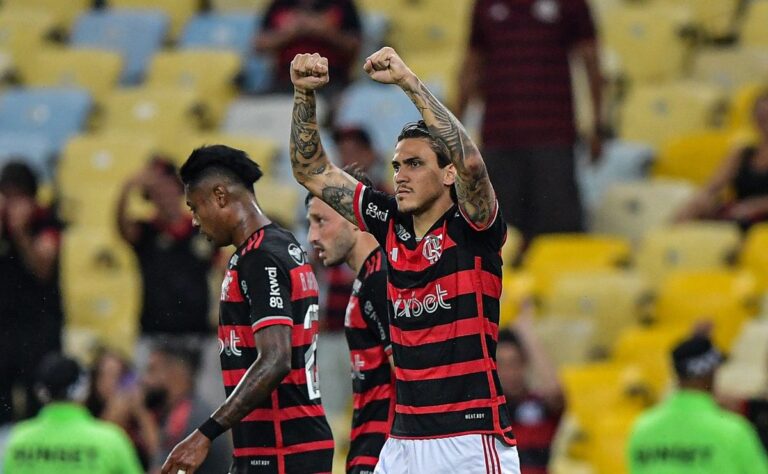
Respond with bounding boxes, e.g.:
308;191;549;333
365;47;497;228
289;53;360;224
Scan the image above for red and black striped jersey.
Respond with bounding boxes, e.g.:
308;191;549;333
352;183;516;444
219;224;334;473
344;248;394;474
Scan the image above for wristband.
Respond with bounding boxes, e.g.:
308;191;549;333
198;417;227;441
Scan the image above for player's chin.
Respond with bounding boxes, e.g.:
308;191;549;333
395;197;418;215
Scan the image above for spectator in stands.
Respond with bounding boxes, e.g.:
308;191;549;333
3;354;144;474
85;348;160;470
0;161;63;424
676;91;768;229
497;305;564;474
333;125;392;193
255;0;362;95
457;0;604;241
143;340;231;474
628;331;768;474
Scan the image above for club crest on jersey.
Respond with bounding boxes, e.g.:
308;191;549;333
422;234;444;264
288;243;305;265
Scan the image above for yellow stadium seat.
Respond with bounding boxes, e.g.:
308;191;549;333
57;133;156;228
663;0;740;39
0;8;56;79
99;87;202;138
19;48;122;105
728;319;768;365
254;177;302;228
501;226;523;267
523;234;632;296
591;178;697;244
384;0;472;56
726;83;768;131
110;0;198;39
145;50;241;127
211;0;271;11
544;271;651;352
160;132;279;177
585;409;637;474
741;0;768;47
619;81;725;148
534;316;597;367
3;0;91;33
600;3;691;83
716;361;768;399
635;222;741;283
654;270;759;350
404;53;462;109
740;222;768;290
61;227;142;358
653;129;753;185
613;325;688;397
499;270;535;328
691;47;768;92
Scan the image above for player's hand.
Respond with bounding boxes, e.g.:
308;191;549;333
364;47;416;88
160;430;211;474
290;53;329;91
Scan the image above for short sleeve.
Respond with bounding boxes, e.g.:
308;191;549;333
239;251;295;332
457;201;506;252
353;182;397;247
469;0;487;50
564;0;597;48
361;268;391;354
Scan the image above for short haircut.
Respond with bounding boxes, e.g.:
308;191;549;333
304;164;374;208
150;338;202;376
150;155;183;190
497;328;528;363
36;353;84;401
0;161;38;197
333;126;372;148
179;145;263;193
397;120;451;168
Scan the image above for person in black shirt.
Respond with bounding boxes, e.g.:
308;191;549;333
161;145;333;474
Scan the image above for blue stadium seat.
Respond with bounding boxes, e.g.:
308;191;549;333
180;12;257;57
0;88;91;156
71;10;169;85
336;81;420;156
0;132;54;181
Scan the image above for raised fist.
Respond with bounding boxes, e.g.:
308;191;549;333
363;47;414;87
290;53;329;91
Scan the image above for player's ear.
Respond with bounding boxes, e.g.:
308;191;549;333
442;163;456;187
213;184;229;207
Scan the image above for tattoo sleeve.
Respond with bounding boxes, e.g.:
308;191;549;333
290;89;360;225
403;80;497;227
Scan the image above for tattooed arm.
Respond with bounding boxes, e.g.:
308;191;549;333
289;53;361;225
364;47;497;228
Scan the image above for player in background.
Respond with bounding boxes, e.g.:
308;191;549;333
306;166;393;474
161;145;333;474
288;48;521;473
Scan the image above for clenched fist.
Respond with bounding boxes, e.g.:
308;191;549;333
363;47;415;88
290;53;329;91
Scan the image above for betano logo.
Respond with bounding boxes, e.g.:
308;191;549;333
391;284;451;319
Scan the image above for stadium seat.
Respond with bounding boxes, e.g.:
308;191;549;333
254;177;302;228
741;0;768;47
211;0;271;11
0;87;91;153
534;317;596;368
522;234;632;297
145;50;241;127
19;48;123;106
60;226;141;358
57;133;156;228
180;12;257;58
499;270;534;328
71;10;169;85
726;83;767;131
590;178;697;244
403;53;461;107
740;223;768;290
728;319;768;366
635;222;741;283
600;3;692;83
161;133;278;176
715;361;768;399
0;132;54;181
109;0;199;40
384;0;472;57
653;129;753;185
619;81;725;148
99;87;201;138
654;270;759;350
2;0;91;34
336;81;421;156
544;271;651;352
0;8;56;80
664;0;740;39
691;47;768;92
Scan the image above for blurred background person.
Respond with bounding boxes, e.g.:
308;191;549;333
332;125;392;193
676;91;768;229
497;306;564;474
3;353;143;474
457;0;604;241
0;161;63;425
628;332;768;474
142;340;231;474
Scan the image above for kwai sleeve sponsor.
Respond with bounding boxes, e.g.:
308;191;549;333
238;251;295;332
353;182;397;247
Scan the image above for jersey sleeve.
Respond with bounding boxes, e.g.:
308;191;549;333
109;426;144;474
238;251;295;332
361;268;392;355
457;200;506;252
352;182;397;247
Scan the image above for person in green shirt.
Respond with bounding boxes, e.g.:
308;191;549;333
3;353;143;474
628;332;768;474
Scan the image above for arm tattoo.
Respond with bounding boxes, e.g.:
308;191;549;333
404;81;496;226
290;90;326;184
321;184;356;223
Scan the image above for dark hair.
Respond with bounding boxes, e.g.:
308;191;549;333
333;126;372;148
150;338;202;377
497;328;528;363
304;164;374;208
36;353;84;402
0;161;38;197
397;121;457;202
179;145;263;193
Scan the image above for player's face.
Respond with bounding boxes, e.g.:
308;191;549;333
307;197;357;266
496;342;527;398
754;96;768;138
392;138;454;215
185;184;228;247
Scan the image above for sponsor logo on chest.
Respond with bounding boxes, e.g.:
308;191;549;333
392;284;451;319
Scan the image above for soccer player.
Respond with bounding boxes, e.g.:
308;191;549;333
161;145;334;474
306;168;393;474
289;48;521;473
